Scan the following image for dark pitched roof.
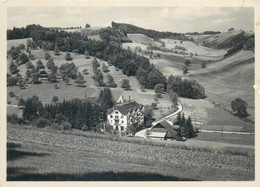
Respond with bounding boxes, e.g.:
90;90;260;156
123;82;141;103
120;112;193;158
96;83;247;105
150;120;179;133
107;101;141;115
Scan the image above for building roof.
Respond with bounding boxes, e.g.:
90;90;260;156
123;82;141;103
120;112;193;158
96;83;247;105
107;101;141;115
149;120;182;140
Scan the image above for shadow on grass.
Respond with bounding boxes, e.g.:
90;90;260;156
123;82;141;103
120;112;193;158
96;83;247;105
7;142;49;161
7;171;198;181
7;142;21;149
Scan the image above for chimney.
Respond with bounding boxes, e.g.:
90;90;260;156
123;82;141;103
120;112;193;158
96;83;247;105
129;95;131;102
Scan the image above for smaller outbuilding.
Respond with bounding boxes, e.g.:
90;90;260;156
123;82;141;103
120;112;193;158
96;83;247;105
147;120;185;141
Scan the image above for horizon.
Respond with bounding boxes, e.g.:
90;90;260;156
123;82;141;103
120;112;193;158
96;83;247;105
7;7;254;33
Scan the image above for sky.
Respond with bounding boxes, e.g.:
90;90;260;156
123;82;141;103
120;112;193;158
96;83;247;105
7;7;254;33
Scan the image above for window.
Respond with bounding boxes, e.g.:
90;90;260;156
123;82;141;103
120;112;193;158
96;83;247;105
115;115;119;119
121;116;124;119
110;115;113;118
121;126;124;131
121;120;124;123
115;111;119;114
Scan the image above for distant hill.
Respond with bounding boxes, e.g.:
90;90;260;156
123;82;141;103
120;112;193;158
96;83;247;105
111;21;187;40
192;30;254;50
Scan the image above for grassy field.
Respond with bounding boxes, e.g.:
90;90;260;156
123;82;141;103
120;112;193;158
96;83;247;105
127;33;161;46
7;38;33;50
192;132;254;146
7;124;254;181
161;38;226;60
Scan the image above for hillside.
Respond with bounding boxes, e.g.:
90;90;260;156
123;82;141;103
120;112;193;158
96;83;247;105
7;125;254;181
191;30;254;49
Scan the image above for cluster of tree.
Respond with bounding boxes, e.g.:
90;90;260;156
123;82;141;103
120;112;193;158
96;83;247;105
231;98;248;118
175;112;195;138
111;21;187;40
185;31;221;35
97;87;115;120
147;44;191;56
27;39;38;49
21;87;115;130
92;58;104;86
59;62;78;79
8;46;30;66
167;75;206;99
175;45;187;51
99;27;131;43
136;66;167;90
9;61;19;74
7;73;18;86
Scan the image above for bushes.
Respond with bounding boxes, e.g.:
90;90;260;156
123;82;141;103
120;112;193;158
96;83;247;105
7;114;23;124
9;91;15;97
35;118;50;128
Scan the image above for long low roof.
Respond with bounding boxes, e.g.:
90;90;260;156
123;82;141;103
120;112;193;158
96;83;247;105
107;101;141;115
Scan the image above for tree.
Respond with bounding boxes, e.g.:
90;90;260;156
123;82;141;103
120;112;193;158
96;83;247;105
92;58;100;69
18;53;30;65
106;74;117;87
182;66;188;74
18;98;25;107
52;96;59;104
65;52;72;61
184;60;191;66
144;105;154;126
98;87;115;120
55;113;66;124
45;52;51;60
64;77;70;85
231;98;248;117
154;83;164;93
54;46;60;55
75;72;85;87
9;61;18;74
85;23;91;28
201;62;207;68
36;60;45;71
7;77;18;86
9;91;15;97
23;96;43;121
121;79;131;90
84;50;90;59
102;63;109;73
184;116;194;138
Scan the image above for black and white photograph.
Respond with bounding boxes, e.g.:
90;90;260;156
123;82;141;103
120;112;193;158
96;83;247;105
2;0;258;183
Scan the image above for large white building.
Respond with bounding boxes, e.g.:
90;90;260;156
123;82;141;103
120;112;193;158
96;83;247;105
107;95;144;133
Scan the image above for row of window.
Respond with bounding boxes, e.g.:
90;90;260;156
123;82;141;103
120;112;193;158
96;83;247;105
115;126;124;131
111;120;124;124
